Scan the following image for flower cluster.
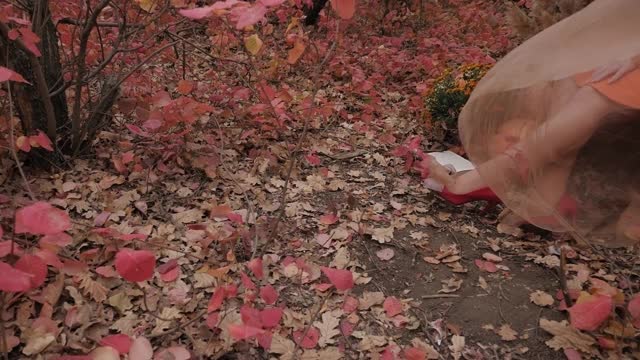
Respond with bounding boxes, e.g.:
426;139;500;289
425;63;492;127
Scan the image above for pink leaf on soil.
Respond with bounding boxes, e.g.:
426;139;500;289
14;254;47;289
100;334;132;354
567;294;613;331
114;249;155;282
293;327;320;349
383;296;403;317
321;266;354;291
247;258;264;279
260;285;278;305
15;202;71;235
260;307;283;328
228;324;264;340
474;259;498;273
0;261;32;292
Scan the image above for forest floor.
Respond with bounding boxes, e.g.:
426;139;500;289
3;1;639;359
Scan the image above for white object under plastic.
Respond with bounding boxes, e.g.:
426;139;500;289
428;151;475;172
423;151;475;192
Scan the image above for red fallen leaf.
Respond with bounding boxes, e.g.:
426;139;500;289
157;259;178;274
563;348;582;360
227;212;244;224
330;0;356;20
15;202;71;235
0;226;2;238
16;136;30;152
121;151;135;164
319;213;339;225
305;152;321;166
340;319;355;336
0;261;33;292
404;347;426;360
15;254;47;289
153;346;190;360
224;283;238;298
100;334;132;354
114;249;156;282
628;294;640;327
126;124;149;137
54;356;92;360
293;327;320;349
597;337;617;350
177;80;194;95
380;344;400;360
228;324;265;340
208;287;226;312
257;331;272;350
206;312;220;329
160;266;180;282
230;3;267;29
260;307;283;328
0;66;30;83
383;296;403;317
240;271;256;290
474;259;498;273
210;205;234;218
320;266;354;291
313;283;333;292
247;258;264;279
568;293;613;331
260;285;278;305
35;248;64;269
40;232;73;248
95;266;118;278
343;296;359;313
61;259;88;275
31;131;53;151
129;336;153;360
0;240;23;258
241;305;263;328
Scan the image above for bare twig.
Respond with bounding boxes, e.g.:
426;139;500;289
268;22;340;238
4;69;35;200
292;290;332;357
70;0;111;150
421;294;461;299
0;294;8;360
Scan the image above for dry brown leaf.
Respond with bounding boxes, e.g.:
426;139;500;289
449;335;465;360
269;334;296;360
539;319;596;354
371;226;394;243
358;291;385;310
439;277;463;293
410;338;439;359
313;312;341;347
172;208;204;224
530;290;554;307
77;272;108;303
498;324;518;341
482;253;502;262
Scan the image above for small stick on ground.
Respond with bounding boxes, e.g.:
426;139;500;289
421;294;461;299
558;247;573;308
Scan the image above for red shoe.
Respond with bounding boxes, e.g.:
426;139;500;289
440;186;502;206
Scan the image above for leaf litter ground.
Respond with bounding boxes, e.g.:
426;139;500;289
2;1;640;359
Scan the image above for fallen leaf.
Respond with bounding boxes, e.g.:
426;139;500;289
293;327;320;349
498;324;518;341
383;296;403;317
321;266;354;291
376;248;395;261
567;293;613;331
530;290;554;307
115;249;156;282
129;336;153;360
